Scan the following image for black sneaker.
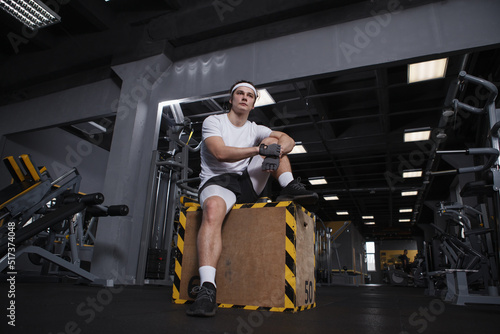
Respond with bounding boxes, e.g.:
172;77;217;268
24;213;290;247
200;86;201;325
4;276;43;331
186;282;217;317
276;178;319;204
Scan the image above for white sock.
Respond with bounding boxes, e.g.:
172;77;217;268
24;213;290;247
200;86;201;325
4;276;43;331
278;172;294;188
199;266;217;287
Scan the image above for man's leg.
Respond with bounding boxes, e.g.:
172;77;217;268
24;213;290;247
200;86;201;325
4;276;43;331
257;137;318;203
197;195;227;274
187;186;236;317
259;137;293;183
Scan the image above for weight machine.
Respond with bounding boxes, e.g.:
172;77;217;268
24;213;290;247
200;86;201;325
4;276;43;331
137;103;201;286
315;219;362;286
0;154;128;286
428;71;500;305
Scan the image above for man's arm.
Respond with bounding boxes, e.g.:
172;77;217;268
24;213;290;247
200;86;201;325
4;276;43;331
269;131;295;155
205;136;260;162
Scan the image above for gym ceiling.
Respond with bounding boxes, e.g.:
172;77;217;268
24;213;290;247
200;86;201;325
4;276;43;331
1;0;499;240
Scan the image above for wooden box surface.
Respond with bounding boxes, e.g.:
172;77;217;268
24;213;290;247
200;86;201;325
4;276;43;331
172;201;316;312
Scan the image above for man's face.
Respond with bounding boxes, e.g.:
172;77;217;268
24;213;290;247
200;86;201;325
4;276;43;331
230;86;256;113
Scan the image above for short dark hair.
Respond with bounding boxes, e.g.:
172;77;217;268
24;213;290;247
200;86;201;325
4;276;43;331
228;80;258;109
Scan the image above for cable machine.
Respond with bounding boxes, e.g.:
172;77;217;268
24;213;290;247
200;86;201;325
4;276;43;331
137;103;200;286
315;219;353;286
428;71;500;305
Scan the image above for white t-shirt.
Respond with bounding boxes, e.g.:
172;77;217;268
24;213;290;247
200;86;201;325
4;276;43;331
199;114;272;187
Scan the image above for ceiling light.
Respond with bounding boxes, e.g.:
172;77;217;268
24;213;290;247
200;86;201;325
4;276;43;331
0;0;61;30
399;219;411;223
289;144;307;154
336;211;349;215
404;128;431;142
402;190;418;196
362;216;374;219
324;195;339;201
364;222;375;225
399;208;413;213
309;177;327;185
403;170;422;178
408;58;448;83
254;89;275;107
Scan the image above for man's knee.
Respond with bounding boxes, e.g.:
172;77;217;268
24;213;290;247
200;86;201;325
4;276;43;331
260;137;278;146
202;196;227;225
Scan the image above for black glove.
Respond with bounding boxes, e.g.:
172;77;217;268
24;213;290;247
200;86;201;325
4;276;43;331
262;156;280;171
259;143;281;157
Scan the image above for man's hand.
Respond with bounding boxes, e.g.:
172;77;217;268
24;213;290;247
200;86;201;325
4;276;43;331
259;143;281;171
262;156;280;171
259;143;281;157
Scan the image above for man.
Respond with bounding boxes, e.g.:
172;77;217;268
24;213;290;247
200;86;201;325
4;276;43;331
399;249;410;273
186;80;318;317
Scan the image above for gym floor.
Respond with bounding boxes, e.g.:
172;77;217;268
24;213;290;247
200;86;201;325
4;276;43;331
1;280;499;334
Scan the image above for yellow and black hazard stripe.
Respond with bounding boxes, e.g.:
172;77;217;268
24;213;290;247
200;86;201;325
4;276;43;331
284;202;297;309
172;205;191;302
3;156;26;183
217;302;315;313
172;201;315;313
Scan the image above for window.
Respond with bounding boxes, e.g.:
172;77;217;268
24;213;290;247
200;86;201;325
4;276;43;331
366;241;376;272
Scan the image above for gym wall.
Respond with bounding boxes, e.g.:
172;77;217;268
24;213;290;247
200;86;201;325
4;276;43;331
1;127;109;195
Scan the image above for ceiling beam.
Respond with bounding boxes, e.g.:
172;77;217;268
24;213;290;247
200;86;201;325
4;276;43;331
68;0;116;31
148;0;365;42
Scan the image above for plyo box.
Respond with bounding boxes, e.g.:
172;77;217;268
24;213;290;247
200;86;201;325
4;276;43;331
172;201;316;312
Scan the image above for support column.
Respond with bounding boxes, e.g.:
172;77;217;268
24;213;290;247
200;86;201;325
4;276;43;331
91;54;171;284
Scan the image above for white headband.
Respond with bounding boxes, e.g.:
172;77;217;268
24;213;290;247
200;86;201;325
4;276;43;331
231;83;257;97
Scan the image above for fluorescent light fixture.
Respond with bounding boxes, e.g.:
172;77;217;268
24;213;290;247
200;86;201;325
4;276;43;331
309;177;327;185
324;195;339;201
336;211;349;215
403;170;422;178
364;222;376;225
399;219;411;223
402;190;418;196
0;0;61;30
408;58;448;83
404;128;431;142
289;144;307;154
254;89;275;107
362;216;374;219
399;208;413;213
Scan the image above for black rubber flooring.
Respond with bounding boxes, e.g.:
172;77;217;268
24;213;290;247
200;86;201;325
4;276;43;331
1;281;499;334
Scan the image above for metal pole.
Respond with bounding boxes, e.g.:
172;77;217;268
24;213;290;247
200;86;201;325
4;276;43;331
136;151;162;285
327;232;331;286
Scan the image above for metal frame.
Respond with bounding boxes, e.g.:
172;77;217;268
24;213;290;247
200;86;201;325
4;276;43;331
427;71;500;305
137;103;201;286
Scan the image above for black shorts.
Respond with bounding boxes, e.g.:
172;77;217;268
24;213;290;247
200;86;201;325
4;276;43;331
198;170;260;204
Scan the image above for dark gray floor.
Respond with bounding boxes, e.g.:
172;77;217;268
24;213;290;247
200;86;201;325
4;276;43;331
1;280;499;334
